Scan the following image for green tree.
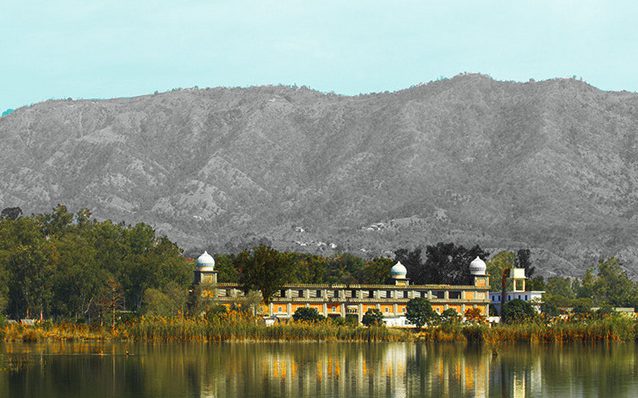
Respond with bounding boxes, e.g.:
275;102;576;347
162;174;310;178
406;298;438;329
501;299;535;323
440;308;461;324
360;257;394;284
422;243;490;285
292;307;324;322
142;282;188;316
215;253;239;283
362;308;384;326
540;302;560;318
486;251;516;292
237;245;295;304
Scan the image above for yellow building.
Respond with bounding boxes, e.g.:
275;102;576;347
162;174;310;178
193;253;490;324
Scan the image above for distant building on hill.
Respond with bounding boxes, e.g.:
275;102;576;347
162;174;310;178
192;253;491;325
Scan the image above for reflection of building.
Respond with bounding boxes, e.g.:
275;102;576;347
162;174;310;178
193;253;491;322
489;267;544;314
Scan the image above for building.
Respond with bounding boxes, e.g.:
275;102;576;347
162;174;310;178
489;267;545;314
193;253;491;324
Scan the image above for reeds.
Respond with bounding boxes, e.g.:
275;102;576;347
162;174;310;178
2;315;635;344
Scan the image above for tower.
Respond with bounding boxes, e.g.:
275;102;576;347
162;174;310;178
193;251;217;285
390;261;409;286
509;268;526;292
469;256;489;288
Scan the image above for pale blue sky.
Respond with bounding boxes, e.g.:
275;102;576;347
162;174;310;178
1;0;637;112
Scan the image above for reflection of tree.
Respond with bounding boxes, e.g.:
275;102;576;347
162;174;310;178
1;343;637;397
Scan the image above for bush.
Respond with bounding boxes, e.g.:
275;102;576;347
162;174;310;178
362;309;384;327
292;307;324;322
501;299;536;323
540;302;560;318
406;298;438;329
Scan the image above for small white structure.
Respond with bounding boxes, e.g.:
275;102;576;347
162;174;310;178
390;261;409;286
469;256;487;276
490;266;544;314
193;251;217;284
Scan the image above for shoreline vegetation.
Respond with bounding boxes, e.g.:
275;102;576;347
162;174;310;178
2;314;637;345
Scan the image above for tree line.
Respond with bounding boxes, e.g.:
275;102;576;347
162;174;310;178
0;205;191;322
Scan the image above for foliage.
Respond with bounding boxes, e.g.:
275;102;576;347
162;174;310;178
292;307;324;322
501;299;536;323
142;282;188;317
361;308;384;327
486;251;516;291
0;205;191;320
395;243;489;285
540;302;560;318
237;245;295;304
406;298;437;329
464;307;486;323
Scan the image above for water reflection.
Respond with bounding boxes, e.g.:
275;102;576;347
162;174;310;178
1;342;637;397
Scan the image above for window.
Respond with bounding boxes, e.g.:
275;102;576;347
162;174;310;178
351;290;357;298
449;291;461;299
387;290;393;299
278;307;282;312
332;307;337;312
402;291;408;299
298;290;304;298
385;307;390;313
316;290;322;298
432;291;445;299
369;290;375;298
333;290;339;298
280;289;286;298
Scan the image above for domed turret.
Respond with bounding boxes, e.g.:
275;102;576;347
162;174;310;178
469;256;486;276
196;251;215;270
390;261;408;279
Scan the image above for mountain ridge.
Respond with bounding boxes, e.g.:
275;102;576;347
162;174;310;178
2;73;638;277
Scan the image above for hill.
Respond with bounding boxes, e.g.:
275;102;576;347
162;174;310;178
2;74;638;276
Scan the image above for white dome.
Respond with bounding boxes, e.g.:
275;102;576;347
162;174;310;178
469;256;486;276
196;251;215;269
390;261;408;279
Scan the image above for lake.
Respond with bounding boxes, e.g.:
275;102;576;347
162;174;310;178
1;342;637;397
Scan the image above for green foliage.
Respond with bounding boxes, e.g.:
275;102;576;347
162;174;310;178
215;254;239;283
142;282;188;317
406;298;437;329
486;251;516;291
440;308;461;324
501;299;536;323
361;308;384;327
0;206;191;320
396;243;489;285
292;307;324;322
237;245;295;304
540;302;560;318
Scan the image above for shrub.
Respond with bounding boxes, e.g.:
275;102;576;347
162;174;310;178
501;299;536;323
362;309;384;327
540;302;560;318
464;308;486;323
406;298;438;329
292;307;324;322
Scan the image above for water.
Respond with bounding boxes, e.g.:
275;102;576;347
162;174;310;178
1;342;637;397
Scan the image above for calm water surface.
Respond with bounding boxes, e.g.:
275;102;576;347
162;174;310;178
1;342;637;397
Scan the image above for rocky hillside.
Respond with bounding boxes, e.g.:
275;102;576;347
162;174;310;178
2;74;638;277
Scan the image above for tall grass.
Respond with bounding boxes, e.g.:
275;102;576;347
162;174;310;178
2;314;636;344
129;313;409;342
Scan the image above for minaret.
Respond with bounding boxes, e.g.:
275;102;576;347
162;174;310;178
390;261;409;286
193;251;217;285
469;256;489;288
509;268;526;292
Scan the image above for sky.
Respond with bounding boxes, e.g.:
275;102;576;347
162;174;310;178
1;0;637;112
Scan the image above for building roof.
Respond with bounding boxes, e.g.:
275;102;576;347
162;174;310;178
196;251;215;269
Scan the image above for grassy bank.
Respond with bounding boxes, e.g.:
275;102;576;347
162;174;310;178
2;316;637;344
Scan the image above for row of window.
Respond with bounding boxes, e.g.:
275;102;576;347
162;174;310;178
273;289;464;299
491;294;530;301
